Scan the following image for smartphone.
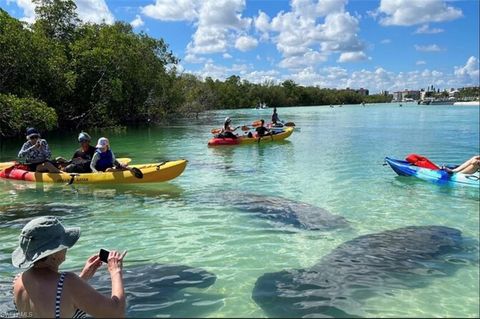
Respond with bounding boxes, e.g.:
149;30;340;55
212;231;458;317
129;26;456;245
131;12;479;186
99;248;110;263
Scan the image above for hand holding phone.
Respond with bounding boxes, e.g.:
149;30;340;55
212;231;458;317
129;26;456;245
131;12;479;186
99;248;110;263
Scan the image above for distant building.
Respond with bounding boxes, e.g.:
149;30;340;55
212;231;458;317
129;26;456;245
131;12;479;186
393;90;420;102
449;89;460;98
356;88;369;96
345;87;369;96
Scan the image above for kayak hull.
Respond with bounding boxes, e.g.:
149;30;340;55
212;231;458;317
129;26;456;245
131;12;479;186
208;127;293;146
0;160;187;184
385;157;479;188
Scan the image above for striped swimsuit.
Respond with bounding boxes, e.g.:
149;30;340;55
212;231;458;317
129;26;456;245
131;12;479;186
13;272;87;318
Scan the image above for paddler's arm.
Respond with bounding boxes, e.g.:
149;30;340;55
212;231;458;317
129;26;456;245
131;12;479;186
90;152;100;173
112;151;126;169
18;142;35;158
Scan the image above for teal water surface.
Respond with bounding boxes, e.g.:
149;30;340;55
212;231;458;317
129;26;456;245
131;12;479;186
0;103;479;317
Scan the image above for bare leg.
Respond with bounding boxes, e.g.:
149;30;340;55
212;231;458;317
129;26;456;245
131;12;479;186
452;156;480;174
36;162;62;173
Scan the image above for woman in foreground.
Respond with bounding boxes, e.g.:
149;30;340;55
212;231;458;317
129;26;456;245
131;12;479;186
12;216;126;318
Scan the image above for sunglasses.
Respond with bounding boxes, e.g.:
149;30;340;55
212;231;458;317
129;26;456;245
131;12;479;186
29;135;40;140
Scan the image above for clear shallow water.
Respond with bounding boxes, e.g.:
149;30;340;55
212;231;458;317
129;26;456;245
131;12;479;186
0;103;478;317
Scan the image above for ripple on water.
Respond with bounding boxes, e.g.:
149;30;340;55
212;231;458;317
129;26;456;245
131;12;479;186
0;104;478;317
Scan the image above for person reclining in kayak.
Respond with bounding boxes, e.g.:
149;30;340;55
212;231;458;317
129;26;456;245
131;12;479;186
255;120;272;137
90;137;127;173
63;132;96;173
442;155;480;174
18;127;61;173
220;117;240;139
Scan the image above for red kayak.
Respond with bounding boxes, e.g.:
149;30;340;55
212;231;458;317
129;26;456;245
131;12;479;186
208;137;241;146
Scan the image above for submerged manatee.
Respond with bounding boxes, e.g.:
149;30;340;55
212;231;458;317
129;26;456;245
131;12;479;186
252;226;473;318
225;193;348;230
90;263;221;317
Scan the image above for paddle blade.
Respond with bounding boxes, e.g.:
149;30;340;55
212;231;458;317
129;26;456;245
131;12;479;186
284;122;296;127
252;120;262;127
130;167;143;179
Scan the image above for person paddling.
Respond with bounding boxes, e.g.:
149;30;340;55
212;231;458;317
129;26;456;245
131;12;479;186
64;132;96;173
90;137;127;173
18;128;61;173
221;117;239;139
255;119;271;137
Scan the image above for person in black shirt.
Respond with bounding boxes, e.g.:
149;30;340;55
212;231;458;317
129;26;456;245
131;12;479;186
64;132;96;173
271;107;281;125
255;119;271;137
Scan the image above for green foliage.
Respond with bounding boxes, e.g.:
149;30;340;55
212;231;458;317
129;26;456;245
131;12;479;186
33;0;79;43
364;94;393;103
0;94;58;137
458;87;480;99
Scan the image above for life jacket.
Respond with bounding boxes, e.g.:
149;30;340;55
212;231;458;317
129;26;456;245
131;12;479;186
405;153;440;170
95;149;114;171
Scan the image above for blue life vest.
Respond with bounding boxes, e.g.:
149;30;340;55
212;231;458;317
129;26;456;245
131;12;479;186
95;149;114;171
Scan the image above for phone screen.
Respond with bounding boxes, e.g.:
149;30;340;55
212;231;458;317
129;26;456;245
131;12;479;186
99;248;110;263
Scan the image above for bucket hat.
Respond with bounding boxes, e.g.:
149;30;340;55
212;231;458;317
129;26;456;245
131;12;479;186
26;127;40;139
78;132;91;143
12;216;80;268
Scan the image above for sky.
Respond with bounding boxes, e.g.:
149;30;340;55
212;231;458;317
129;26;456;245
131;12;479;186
1;0;479;93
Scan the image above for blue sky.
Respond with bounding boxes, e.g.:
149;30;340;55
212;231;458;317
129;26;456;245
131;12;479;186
2;0;479;92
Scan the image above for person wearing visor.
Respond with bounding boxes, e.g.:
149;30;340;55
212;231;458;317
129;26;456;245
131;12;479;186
221;117;240;139
64;132;96;173
90;137;127;173
18;127;61;173
11;216;126;317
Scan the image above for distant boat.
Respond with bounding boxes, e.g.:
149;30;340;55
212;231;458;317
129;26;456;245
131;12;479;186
255;102;268;109
453;101;479;106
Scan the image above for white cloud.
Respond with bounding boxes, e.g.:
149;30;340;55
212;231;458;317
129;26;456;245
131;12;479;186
337;51;370;63
184;56;480;92
416;60;427;65
414;44;443;52
254;10;270;33
10;0;36;23
414;24;444;34
235;36;258;52
377;0;462;26
454;56;480;83
184;53;208;64
255;0;365;70
130;15;144;28
380;39;391;44
186;0;251;55
141;0;199;21
279;51;328;69
223;53;233;59
76;0;114;24
9;0;115;24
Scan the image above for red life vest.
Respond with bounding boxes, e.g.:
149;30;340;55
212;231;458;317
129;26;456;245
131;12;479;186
405;154;440;170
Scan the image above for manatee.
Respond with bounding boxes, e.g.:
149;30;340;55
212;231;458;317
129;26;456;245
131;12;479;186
90;263;221;317
225;193;348;230
252;226;474;318
0;203;88;228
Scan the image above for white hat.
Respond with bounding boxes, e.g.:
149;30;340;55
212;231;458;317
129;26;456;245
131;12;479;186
96;137;109;148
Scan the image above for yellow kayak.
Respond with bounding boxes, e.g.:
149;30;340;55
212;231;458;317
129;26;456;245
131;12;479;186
208;127;294;146
0;160;187;184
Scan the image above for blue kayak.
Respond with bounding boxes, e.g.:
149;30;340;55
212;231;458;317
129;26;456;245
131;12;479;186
385;157;480;188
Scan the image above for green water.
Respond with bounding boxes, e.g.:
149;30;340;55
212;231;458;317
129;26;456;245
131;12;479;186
1;103;479;317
